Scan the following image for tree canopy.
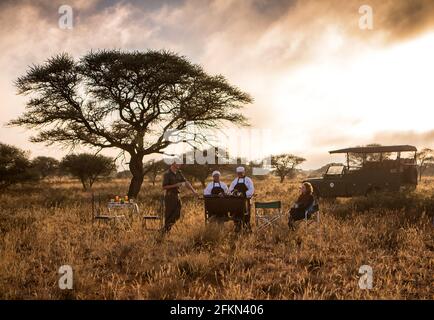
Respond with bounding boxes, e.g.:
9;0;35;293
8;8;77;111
271;153;306;183
59;153;116;190
31;156;59;179
416;148;434;181
0;143;39;189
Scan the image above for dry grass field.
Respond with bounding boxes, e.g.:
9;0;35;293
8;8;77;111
0;176;433;299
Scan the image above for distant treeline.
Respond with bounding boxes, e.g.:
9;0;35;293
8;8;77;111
1;142;307;191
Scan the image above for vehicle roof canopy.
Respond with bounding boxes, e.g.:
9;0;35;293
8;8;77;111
329;145;417;154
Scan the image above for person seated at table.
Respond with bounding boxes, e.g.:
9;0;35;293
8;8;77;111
203;170;229;222
228;166;254;232
228;166;254;198
288;182;315;230
203;171;228;197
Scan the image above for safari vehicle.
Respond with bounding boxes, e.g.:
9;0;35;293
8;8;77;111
305;145;418;198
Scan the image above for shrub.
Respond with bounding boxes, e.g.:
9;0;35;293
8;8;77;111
0;143;39;190
60;153;116;190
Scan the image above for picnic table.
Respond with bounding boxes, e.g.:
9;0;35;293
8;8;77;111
107;201;139;214
102;201;140;228
202;195;251;223
91;201;139;228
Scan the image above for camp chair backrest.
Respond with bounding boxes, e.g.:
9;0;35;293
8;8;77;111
255;201;281;209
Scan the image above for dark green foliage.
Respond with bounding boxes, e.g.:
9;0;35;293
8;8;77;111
0;143;39;189
31;156;59;179
59;153;116;190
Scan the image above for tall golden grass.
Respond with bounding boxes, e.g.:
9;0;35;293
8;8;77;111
0;176;432;299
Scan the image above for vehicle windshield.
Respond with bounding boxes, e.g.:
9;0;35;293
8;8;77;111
326;165;345;175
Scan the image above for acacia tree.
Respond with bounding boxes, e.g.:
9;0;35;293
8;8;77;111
31;156;59;179
416;148;434;181
271;153;306;183
60;153;116;190
143;159;166;186
9;50;252;197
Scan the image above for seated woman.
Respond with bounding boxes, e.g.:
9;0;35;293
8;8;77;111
288;182;315;230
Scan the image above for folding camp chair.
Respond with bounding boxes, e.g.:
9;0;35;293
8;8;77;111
255;201;283;231
304;198;320;234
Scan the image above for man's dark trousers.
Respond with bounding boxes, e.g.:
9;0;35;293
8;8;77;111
164;193;181;232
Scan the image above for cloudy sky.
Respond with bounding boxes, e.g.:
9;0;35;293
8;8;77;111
1;0;434;169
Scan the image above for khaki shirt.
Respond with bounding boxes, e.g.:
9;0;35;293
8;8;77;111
162;169;186;195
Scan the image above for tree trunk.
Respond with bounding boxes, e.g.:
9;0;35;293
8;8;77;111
128;153;145;198
80;179;88;191
280;175;285;183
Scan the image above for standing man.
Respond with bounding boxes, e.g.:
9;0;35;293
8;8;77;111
229;166;254;232
162;162;198;233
